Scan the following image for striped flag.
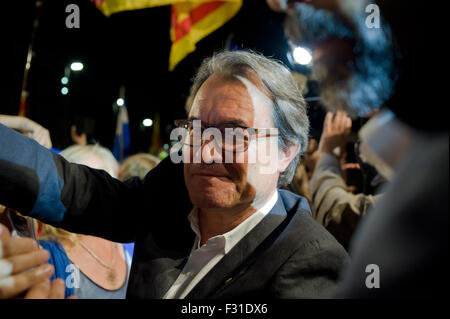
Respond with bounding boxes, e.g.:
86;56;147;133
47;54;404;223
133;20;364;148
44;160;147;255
149;113;163;156
113;105;131;162
92;0;242;70
169;1;242;70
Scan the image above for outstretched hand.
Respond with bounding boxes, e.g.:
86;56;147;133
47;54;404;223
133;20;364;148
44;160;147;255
0;115;52;149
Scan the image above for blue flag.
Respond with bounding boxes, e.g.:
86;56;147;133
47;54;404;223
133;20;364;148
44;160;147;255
113;105;131;162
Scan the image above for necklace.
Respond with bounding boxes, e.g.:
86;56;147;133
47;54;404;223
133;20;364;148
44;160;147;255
79;240;117;285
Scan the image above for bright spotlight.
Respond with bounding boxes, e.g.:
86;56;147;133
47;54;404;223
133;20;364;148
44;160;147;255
116;98;124;106
143;119;153;127
61;87;69;95
70;62;84;71
293;47;312;65
61;76;69;85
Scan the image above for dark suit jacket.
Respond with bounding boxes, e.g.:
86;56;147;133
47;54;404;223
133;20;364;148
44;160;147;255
128;189;349;299
0;123;348;298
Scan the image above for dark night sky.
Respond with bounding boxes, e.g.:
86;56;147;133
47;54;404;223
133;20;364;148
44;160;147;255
4;0;323;153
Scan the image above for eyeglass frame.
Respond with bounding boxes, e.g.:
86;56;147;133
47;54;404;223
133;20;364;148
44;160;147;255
173;119;280;153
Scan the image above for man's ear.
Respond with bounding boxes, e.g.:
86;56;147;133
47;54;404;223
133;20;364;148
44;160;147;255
278;143;301;173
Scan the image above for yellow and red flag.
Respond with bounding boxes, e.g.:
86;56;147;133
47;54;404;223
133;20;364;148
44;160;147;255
93;0;242;70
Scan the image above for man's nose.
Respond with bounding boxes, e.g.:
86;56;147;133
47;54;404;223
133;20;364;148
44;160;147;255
201;137;223;164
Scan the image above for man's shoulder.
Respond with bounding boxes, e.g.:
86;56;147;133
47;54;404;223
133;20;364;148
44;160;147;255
277;188;311;213
260;190;348;298
276;189;347;253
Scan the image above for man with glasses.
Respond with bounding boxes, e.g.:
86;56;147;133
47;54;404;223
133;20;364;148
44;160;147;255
0;50;348;299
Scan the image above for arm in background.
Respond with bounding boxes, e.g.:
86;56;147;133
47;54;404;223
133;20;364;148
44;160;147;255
0;123;190;243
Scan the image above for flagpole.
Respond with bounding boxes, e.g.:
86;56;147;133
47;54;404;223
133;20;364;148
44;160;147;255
113;86;130;162
19;0;43;116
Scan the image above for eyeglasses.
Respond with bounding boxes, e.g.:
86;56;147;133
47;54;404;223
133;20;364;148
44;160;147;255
174;119;279;153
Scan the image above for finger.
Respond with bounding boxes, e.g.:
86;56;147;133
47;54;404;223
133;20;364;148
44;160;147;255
1;236;39;259
0;225;11;268
8;249;50;275
44;131;52;148
332;111;342;131
343;116;352;134
20;118;37;132
24;279;51;299
341;115;350;133
0;263;54;299
36;130;52;149
0;258;13;280
45;137;52;149
345;115;352;128
34;129;46;146
0;223;11;239
336;111;346;131
343;163;360;170
48;278;65;299
323;112;333;132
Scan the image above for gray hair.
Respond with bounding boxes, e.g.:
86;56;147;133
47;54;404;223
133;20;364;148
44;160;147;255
118;153;161;181
186;50;310;186
60;144;119;178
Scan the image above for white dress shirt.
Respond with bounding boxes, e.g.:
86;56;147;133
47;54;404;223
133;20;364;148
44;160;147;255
163;190;279;299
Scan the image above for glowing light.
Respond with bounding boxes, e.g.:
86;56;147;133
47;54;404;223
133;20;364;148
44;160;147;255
61;87;69;95
116;98;124;106
143;119;153;127
61;76;69;85
293;47;312;65
70;62;84;71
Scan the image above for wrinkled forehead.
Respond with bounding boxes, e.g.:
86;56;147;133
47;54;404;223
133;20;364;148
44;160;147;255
189;72;274;128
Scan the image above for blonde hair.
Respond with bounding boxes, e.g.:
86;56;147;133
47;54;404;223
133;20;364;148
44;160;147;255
39;144;119;247
118;153;160;181
39;225;79;248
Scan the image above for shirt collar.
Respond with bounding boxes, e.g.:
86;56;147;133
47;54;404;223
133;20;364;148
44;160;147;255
188;190;279;253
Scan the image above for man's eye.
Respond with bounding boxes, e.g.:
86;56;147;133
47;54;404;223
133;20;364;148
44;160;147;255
223;125;244;130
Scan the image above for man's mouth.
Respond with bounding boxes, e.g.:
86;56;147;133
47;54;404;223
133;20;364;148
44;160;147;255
190;169;230;179
194;172;225;177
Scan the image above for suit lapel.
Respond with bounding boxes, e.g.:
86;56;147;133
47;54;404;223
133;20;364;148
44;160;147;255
128;227;192;299
186;193;288;299
153;256;189;298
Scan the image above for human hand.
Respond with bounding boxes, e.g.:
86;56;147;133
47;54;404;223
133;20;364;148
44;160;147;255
318;111;352;158
0;115;52;149
0;223;55;298
24;278;77;299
